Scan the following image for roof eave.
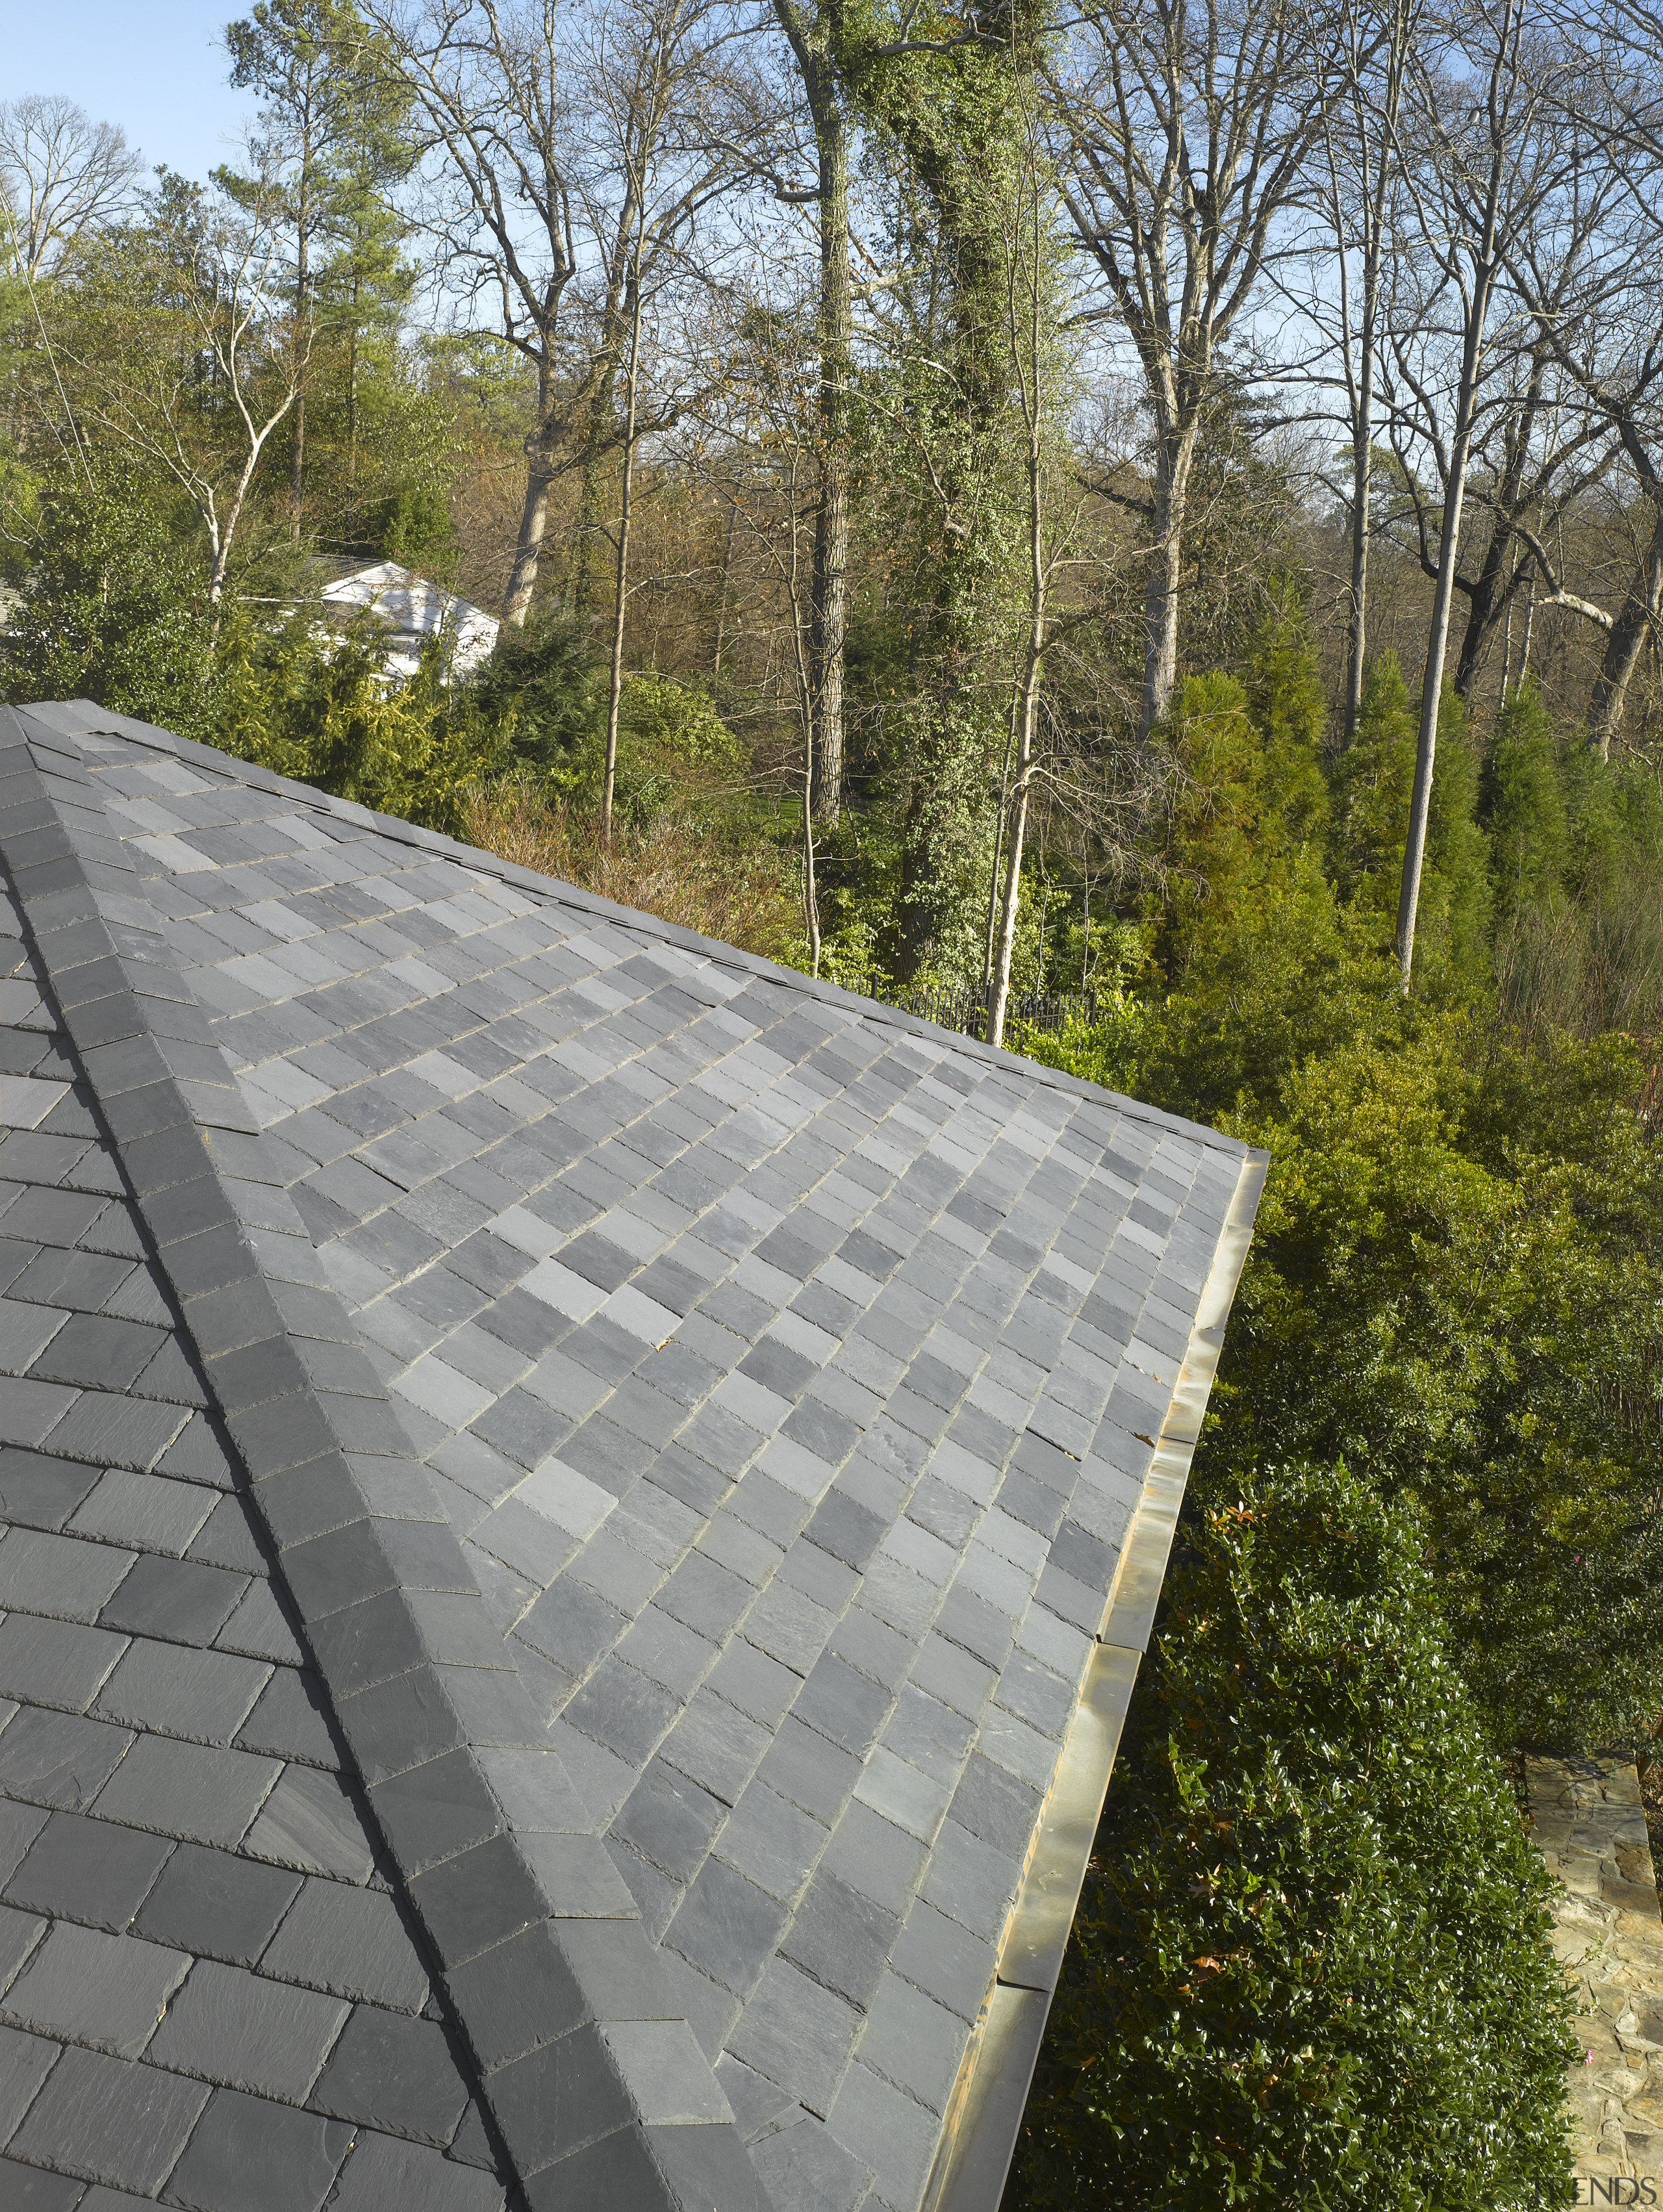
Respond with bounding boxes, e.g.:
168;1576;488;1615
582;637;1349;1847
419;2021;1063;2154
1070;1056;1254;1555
922;1145;1269;2212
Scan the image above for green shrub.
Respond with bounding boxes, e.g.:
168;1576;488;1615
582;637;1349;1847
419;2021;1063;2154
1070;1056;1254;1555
466;609;601;782
1483;687;1569;926
0;469;222;741
214;612;512;836
1009;1462;1575;2212
1220;1019;1663;1750
374;480;459;576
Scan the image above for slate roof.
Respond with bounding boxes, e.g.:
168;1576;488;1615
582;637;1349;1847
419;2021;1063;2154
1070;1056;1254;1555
0;698;1265;2212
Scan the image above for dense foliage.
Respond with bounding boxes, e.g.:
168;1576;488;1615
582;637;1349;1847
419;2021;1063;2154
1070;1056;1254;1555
1009;1464;1576;2209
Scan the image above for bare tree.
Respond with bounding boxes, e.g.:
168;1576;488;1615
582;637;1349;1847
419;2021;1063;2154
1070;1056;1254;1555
1047;0;1349;741
767;0;852;824
1499;45;1663;758
1380;333;1611;704
1308;0;1419;747
581;0;746;833
1385;0;1566;984
988;111;1073;1050
0;97;142;283
71;173;307;618
366;0;759;627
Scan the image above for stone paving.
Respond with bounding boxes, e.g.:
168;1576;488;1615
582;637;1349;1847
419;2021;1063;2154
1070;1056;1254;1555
1529;1753;1663;2191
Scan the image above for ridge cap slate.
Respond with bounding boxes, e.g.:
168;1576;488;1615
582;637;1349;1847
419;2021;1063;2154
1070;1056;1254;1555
0;705;772;2212
27;698;1255;1165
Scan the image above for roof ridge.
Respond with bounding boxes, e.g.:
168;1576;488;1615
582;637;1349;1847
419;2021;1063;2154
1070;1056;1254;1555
0;706;774;2212
23;699;1249;1163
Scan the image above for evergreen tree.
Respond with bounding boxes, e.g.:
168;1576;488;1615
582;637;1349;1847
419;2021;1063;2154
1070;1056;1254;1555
1245;583;1328;852
1330;650;1416;910
1150;672;1263;979
1421;682;1492;979
218;0;417;539
1482;686;1569;927
0;468;221;739
1010;1464;1576;2209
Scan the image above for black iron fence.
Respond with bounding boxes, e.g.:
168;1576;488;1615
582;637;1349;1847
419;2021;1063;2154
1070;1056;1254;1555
880;984;1099;1041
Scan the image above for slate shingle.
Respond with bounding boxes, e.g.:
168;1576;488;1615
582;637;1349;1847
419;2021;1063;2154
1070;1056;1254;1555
3;1812;173;1933
146;1957;350;2100
136;1845;303;1968
158;2087;353;2212
6;2045;211;2193
1;1920;189;2055
259;1881;429;2013
310;2005;472;2143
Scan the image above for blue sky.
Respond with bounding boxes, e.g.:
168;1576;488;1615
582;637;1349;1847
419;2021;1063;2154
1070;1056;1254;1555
5;0;253;187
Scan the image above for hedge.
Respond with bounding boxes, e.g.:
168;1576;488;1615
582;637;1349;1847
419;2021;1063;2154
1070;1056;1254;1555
1008;1462;1575;2210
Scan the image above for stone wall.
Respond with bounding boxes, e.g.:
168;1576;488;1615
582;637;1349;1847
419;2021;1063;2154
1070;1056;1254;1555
1530;1753;1663;2191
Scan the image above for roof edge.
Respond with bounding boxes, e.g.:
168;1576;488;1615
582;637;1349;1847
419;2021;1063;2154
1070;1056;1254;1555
0;706;774;2212
23;698;1252;1165
922;1145;1269;2212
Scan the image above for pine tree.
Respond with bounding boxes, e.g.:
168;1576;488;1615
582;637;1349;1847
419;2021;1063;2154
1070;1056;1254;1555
218;0;416;540
1246;583;1329;852
1482;686;1569;928
1422;681;1492;978
1330;651;1416;909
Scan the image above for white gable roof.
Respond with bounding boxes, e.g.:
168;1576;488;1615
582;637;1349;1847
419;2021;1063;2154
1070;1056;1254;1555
320;561;499;678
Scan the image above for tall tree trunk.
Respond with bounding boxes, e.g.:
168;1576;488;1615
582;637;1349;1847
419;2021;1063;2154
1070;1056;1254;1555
602;275;643;842
1451;358;1543;699
712;495;738;672
807;38;850;825
1395;1;1515;990
1396;286;1500;986
1589;520;1663;762
989;132;1050;1050
1395;424;1479;989
1339;0;1409;750
1452;513;1514;700
504;367;559;628
1139;418;1197;739
775;0;852;827
1341;139;1386;750
570;364;624;615
348;275;359;490
1345;353;1373;748
291;172;310;542
290;394;306;539
989;467;1047;1049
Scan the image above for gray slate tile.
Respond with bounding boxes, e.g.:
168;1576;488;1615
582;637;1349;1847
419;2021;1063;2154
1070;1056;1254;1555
0;1618;127;1714
241;1765;377;1883
0;2024;60;2149
0;1529;135;1624
259;1882;429;2013
136;1845;302;1968
327;2129;506;2212
1;1921;189;2056
161;2087;353;2212
94;1640;268;1745
6;2045;210;2194
309;2005;472;2144
145;1957;349;2100
4;1813;173;1933
90;1738;279;1849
